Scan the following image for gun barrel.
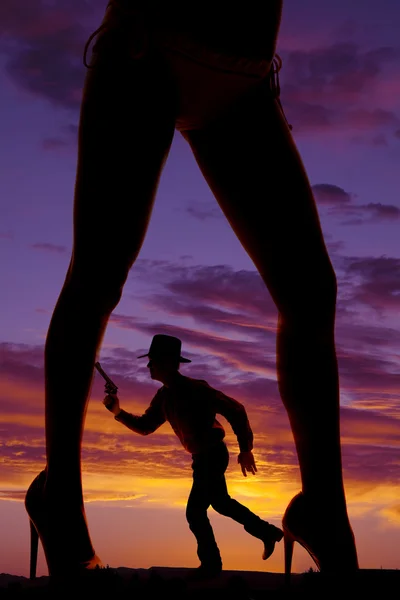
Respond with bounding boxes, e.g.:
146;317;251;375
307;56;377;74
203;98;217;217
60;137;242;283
94;361;118;390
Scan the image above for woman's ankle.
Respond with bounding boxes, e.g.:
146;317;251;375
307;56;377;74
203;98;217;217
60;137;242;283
300;487;349;515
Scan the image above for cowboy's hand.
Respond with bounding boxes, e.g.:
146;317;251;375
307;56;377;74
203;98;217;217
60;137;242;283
104;381;118;395
102;392;120;415
238;451;257;477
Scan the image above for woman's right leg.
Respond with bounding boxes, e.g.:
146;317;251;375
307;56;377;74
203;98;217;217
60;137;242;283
27;21;176;576
181;80;358;573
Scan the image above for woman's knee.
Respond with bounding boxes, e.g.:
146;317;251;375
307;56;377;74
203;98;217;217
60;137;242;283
279;261;338;326
64;262;127;314
309;264;337;316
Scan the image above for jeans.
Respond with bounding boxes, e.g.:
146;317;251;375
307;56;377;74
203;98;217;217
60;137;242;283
186;442;267;566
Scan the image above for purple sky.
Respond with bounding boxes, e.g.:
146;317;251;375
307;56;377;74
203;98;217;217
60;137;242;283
0;0;400;577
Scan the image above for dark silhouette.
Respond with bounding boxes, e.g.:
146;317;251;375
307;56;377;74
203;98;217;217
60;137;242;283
24;0;358;582
3;566;400;599
102;334;284;580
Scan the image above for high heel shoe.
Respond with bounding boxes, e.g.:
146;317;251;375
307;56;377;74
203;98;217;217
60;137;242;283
282;492;359;582
25;470;103;579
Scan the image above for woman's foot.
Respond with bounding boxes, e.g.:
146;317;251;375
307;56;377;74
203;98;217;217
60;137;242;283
282;492;359;576
25;470;103;578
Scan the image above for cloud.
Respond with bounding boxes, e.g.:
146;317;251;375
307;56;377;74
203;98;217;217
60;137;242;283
3;256;394;424
1;250;400;501
0;342;44;382
110;315;278;381
41;137;69;151
184;179;399;227
0;342;194;485
2;338;399;496
1;339;399;496
128;255;400;330
185;203;222;221
125;257;400;403
31;242;68;254
381;503;400;526
371;133;388;146
184;187;400;237
279;42;400;137
312;184;400;224
312;184;355;207
338;255;400;313
364;203;400;220
0;1;84;39
282;43;394;96
41;123;79;153
0;0;98;110
139;262;277;318
1;5;399;145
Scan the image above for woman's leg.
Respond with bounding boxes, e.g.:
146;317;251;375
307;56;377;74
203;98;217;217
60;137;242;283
41;29;176;569
182;81;357;567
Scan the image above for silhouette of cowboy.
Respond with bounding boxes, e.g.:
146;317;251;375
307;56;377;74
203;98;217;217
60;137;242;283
103;334;283;580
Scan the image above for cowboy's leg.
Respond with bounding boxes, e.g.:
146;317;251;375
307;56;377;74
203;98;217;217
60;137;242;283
186;454;222;567
207;443;271;538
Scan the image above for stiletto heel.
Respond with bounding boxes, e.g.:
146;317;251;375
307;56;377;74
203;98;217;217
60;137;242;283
282;492;359;577
29;520;39;580
283;529;294;584
25;470;103;578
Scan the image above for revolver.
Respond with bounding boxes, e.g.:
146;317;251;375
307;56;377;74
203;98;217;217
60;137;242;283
94;361;118;395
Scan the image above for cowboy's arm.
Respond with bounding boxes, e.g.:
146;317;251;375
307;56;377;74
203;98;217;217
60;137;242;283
106;391;166;435
211;388;254;452
209;385;257;476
